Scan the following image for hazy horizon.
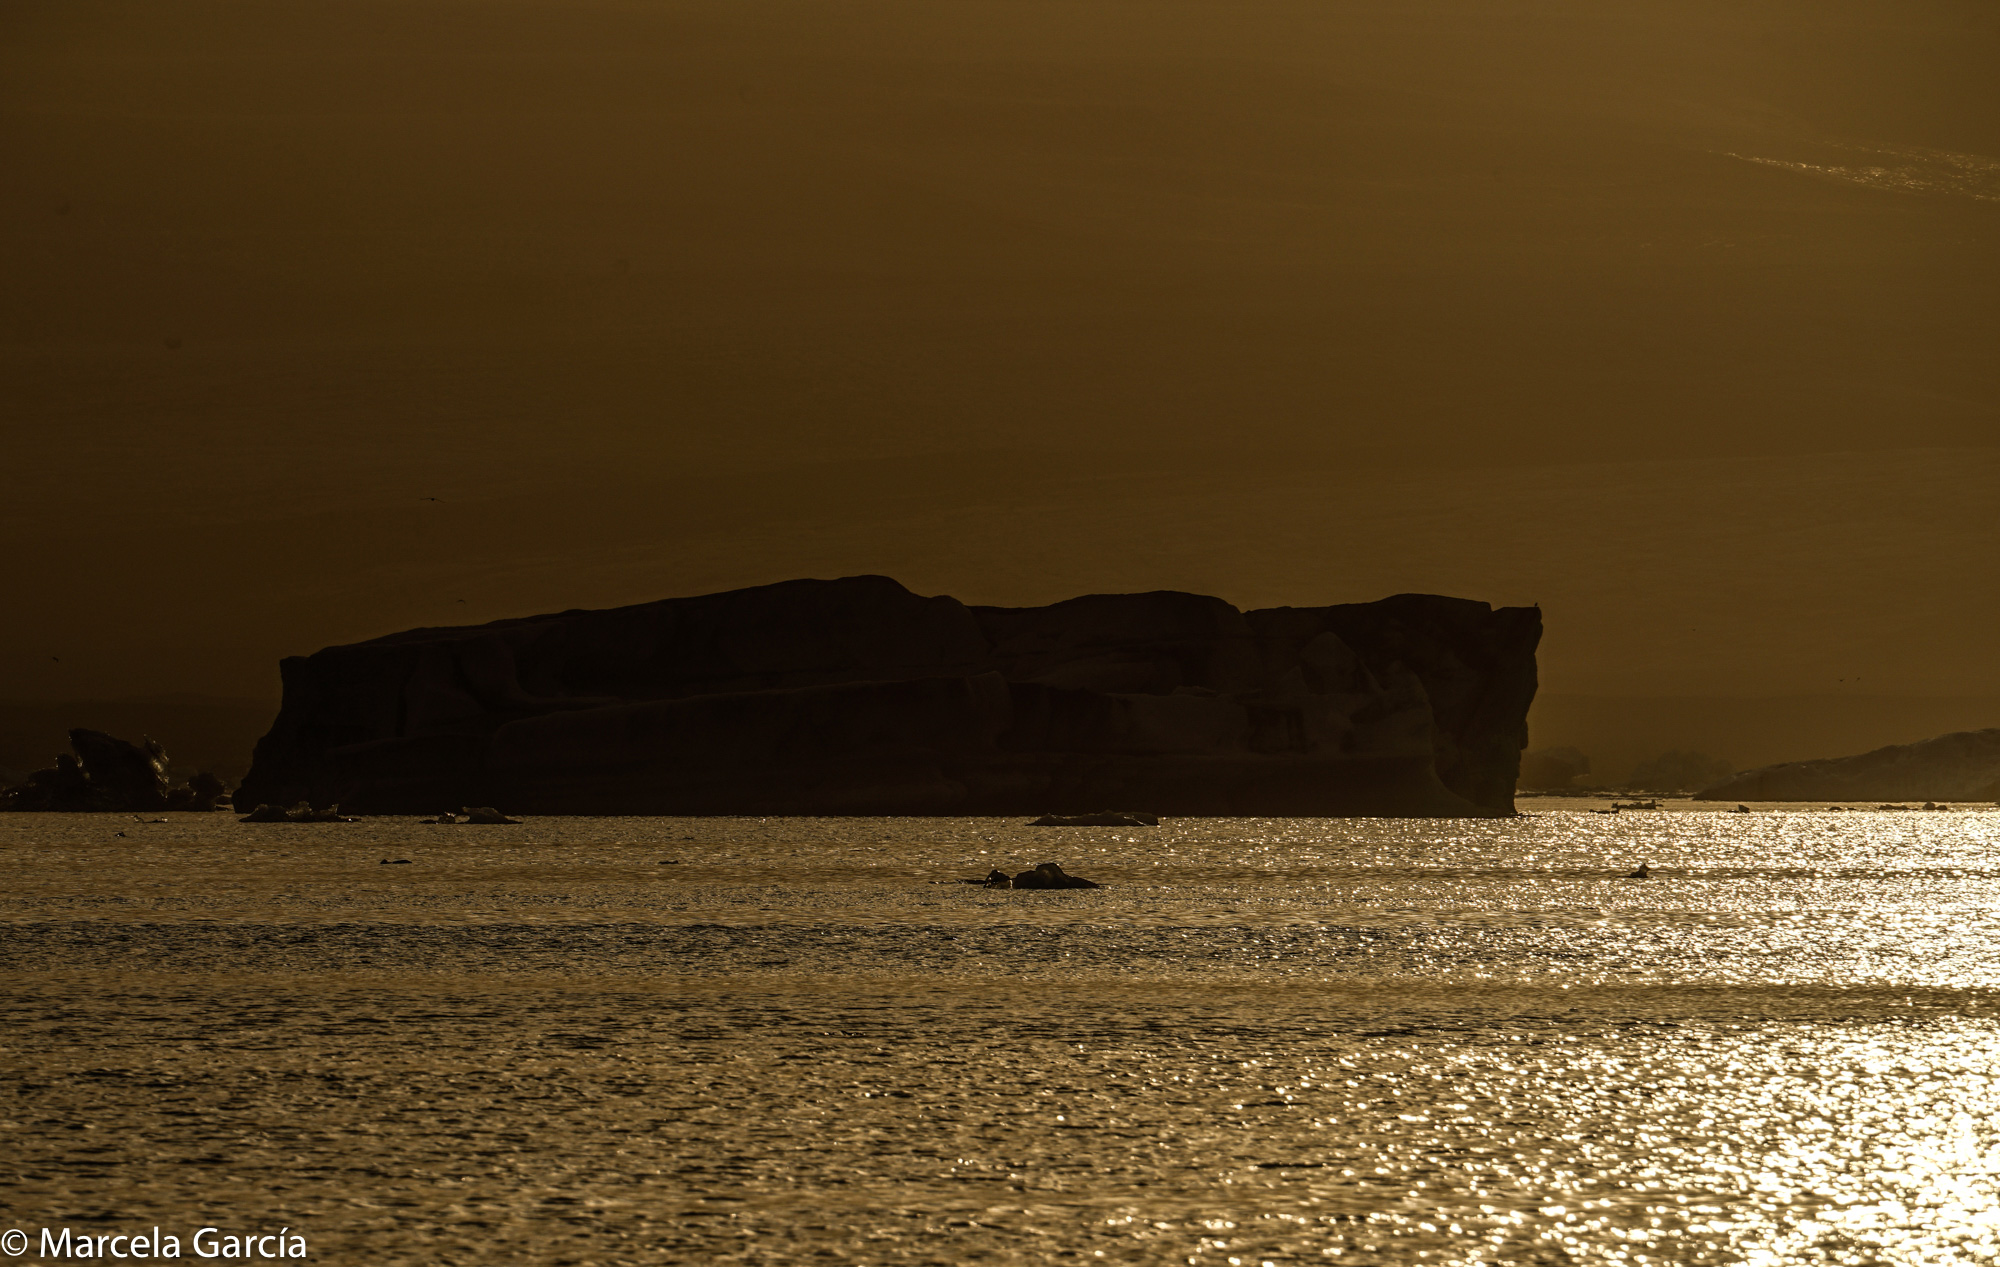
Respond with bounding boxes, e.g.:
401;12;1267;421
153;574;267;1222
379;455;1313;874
5;0;1996;719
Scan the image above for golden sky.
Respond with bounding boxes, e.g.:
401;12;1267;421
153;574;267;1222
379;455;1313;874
3;0;1995;704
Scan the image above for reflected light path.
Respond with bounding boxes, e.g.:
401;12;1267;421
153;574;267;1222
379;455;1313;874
4;805;1998;1264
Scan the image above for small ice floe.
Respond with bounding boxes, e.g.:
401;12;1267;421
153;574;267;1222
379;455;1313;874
429;807;521;825
965;861;1102;890
239;802;359;823
1027;812;1158;827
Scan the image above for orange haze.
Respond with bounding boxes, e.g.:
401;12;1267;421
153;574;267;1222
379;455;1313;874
3;1;1995;767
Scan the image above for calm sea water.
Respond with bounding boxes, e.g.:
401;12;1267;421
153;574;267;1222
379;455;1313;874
5;803;1999;1265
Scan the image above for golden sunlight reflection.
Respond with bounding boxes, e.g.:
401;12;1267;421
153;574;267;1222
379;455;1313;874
6;810;2000;1263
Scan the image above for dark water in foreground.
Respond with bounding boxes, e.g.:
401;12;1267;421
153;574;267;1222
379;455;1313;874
4;805;1999;1265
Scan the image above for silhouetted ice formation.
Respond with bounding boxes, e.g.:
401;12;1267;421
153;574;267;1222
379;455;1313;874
235;576;1541;816
239;801;358;823
1694;729;2000;803
0;729;230;812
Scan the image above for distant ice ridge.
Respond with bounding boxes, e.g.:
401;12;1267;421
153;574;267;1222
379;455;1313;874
1723;144;2000;202
1696;728;2000;803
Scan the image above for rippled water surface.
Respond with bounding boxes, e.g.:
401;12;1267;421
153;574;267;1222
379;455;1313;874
5;805;1999;1264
